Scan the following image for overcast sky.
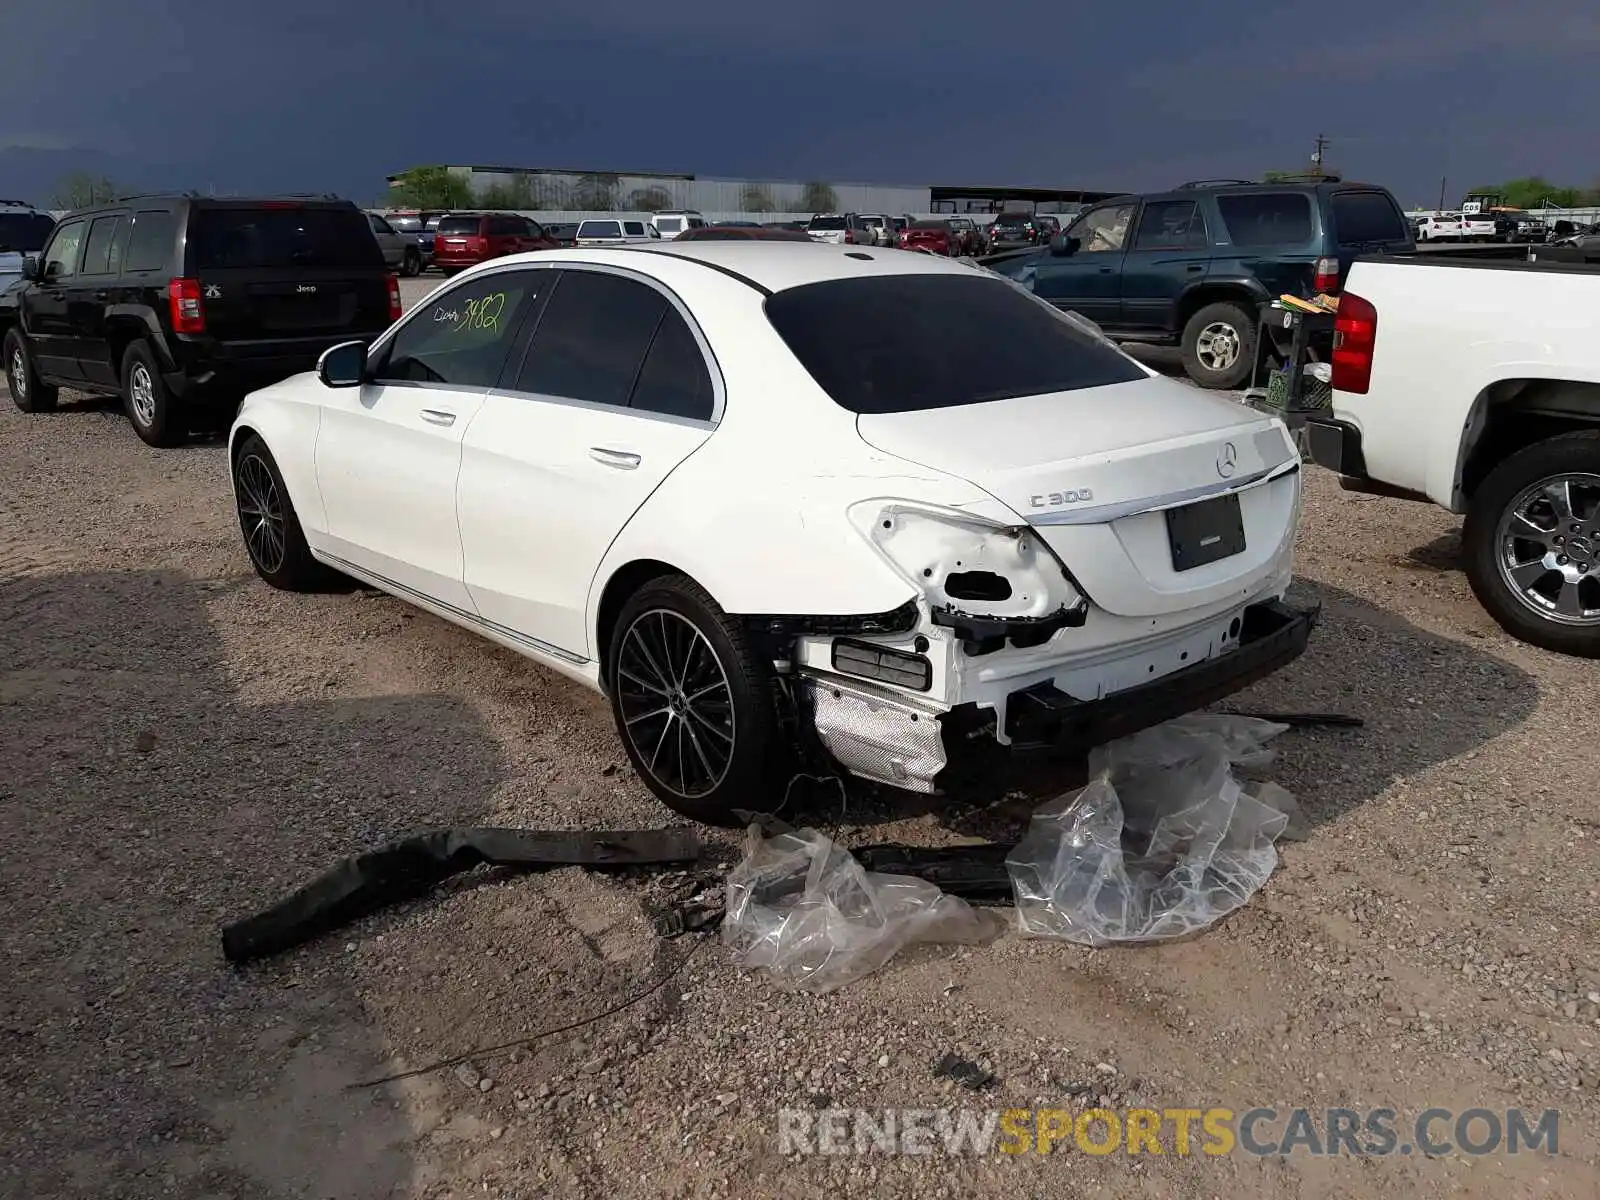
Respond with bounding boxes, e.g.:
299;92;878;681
2;0;1596;207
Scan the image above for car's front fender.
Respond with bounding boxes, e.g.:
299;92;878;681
229;380;327;538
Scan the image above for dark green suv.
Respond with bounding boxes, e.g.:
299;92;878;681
983;179;1414;388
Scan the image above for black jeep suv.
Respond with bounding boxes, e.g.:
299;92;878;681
982;179;1413;388
2;194;400;446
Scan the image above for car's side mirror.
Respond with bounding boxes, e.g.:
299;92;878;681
1049;234;1079;257
317;340;368;388
20;254;41;281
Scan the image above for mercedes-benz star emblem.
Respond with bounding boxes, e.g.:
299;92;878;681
1216;442;1238;478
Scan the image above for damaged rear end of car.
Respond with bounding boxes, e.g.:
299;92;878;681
761;268;1318;795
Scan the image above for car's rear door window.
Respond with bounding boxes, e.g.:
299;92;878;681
764;273;1146;414
190;206;383;269
512;270;665;407
1132;200;1207;250
1329;191;1410;245
630;310;715;421
81;214;126;275
435;216;483;236
1214;194;1314;246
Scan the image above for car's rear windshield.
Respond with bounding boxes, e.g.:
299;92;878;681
764;274;1146;415
1330;191;1410;244
579;221;621;237
189;206;382;270
808;216;846;230
1214;193;1314;246
656;217;683;232
909;221;948;230
434;216;483;235
994;213;1030;225
0;212;55;253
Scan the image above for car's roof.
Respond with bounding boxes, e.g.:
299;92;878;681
497;241;986;294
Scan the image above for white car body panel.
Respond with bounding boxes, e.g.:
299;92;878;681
232;241;1309;797
315;380;487;611
1329;258;1600;510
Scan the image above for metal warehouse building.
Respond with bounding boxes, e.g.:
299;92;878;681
386;165;1121;217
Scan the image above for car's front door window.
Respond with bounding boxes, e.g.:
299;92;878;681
372;272;544;387
1067;203;1135;254
41;221;86;280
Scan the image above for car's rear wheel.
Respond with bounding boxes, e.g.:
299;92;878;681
1181;301;1257;389
4;327;58;413
1463;432;1600;658
232;433;335;591
607;574;786;825
121;342;185;447
402;248;422;277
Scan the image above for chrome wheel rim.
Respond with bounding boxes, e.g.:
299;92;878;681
615;609;735;799
1196;322;1240;372
129;364;156;427
1495;472;1600;626
9;346;25;401
235;454;287;574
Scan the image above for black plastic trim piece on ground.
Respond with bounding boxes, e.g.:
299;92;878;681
220;827;702;963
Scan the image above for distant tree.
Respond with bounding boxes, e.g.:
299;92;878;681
388;165;475;209
740;184;778;213
475;173;536;210
1261;170;1291;183
623;185;673;212
1470;177;1588;209
799;181;838;213
51;172;121;209
570;172;622;211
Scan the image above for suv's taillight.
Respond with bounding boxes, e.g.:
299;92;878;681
1331;291;1377;394
387;274;402;322
168;278;204;334
1313;256;1340;293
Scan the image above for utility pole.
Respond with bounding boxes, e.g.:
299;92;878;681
1311;133;1330;178
1438;176;1447;211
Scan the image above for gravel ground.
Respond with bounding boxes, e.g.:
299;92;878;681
3;278;1598;1197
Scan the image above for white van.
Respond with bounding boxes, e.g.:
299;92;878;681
574;218;661;246
651;210;706;240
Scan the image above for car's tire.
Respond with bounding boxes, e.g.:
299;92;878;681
1180;301;1257;389
120;342;185;448
3;327;58;413
607;573;787;825
402;248;422;277
232;433;336;592
1463;431;1600;658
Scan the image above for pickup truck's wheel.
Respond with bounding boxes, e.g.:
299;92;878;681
121;342;185;448
1464;432;1600;657
232;433;334;591
4;328;58;413
1181;301;1256;389
607;574;785;825
401;247;422;277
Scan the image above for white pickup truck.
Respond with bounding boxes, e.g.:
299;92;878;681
1305;256;1600;656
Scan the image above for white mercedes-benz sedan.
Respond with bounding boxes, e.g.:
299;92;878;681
228;242;1316;822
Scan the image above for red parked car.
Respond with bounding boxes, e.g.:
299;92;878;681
899;219;959;255
431;211;555;274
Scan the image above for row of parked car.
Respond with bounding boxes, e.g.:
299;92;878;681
1411;208;1582;244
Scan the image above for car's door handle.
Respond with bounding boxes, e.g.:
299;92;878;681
589;447;641;469
1186;265;1203;273
93;291;108;301
1099;267;1114;274
420;408;457;427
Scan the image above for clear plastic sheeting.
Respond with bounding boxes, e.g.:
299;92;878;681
1008;715;1299;946
723;826;1003;993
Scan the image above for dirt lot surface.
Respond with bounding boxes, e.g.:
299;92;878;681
4;278;1598;1198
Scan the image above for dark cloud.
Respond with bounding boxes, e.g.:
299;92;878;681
1;0;1595;204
